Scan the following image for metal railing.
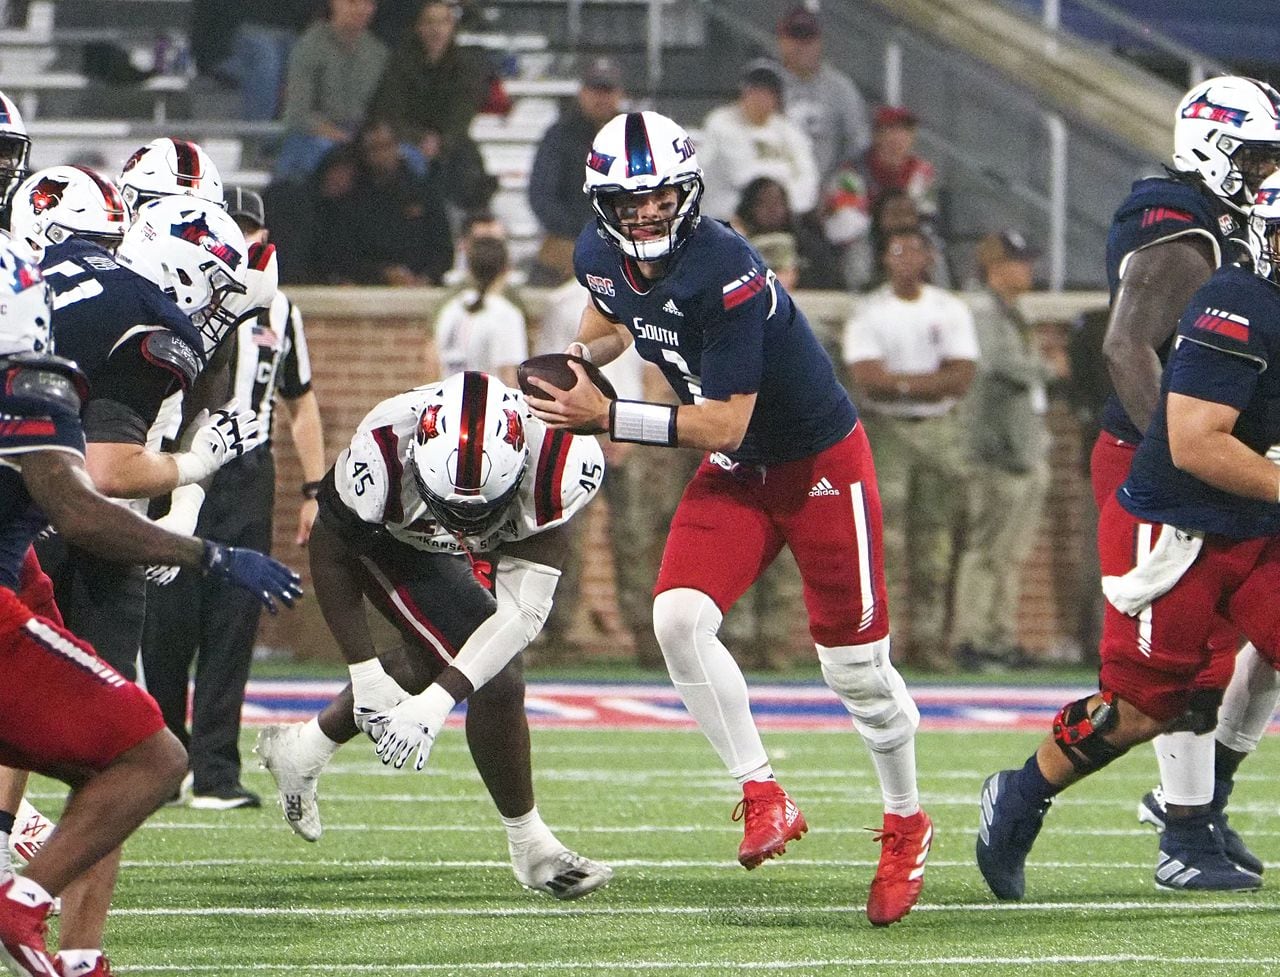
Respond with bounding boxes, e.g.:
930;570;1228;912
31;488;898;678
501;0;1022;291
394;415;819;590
1025;0;1233;87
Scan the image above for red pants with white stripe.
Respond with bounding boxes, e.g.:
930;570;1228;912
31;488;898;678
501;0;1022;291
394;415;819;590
656;424;889;647
1090;431;1238;702
0;584;164;774
1097;496;1280;722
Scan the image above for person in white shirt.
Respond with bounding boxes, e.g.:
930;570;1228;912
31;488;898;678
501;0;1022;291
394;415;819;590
843;225;978;671
696;59;820;221
430;236;528;386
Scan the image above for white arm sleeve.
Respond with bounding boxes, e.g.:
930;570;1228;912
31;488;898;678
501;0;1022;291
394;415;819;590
450;556;561;691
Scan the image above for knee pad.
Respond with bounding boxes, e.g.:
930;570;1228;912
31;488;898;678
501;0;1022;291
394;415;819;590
1165;688;1223;735
1053;691;1125;773
818;637;920;752
653;589;724;684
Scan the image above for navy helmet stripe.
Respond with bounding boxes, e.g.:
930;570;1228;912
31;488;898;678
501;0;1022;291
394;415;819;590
624;113;656;178
456;372;489;492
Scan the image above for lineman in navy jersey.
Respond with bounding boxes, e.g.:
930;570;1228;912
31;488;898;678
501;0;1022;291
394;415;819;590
30;198;260;682
256;372;614;900
977;173;1280;900
1086;77;1280;890
528;110;931;926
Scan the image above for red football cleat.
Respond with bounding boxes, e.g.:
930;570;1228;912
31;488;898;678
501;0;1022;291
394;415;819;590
733;780;808;870
55;952;113;976
0;877;57;976
866;808;933;926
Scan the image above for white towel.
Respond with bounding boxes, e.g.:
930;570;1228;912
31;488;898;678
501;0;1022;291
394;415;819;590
1101;524;1204;616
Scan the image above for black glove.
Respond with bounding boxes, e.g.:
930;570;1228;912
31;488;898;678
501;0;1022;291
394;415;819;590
201;540;303;614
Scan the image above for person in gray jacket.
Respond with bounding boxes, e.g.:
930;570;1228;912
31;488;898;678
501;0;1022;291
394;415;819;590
952;230;1056;669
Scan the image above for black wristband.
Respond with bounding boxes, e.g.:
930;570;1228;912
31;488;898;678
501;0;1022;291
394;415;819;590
200;539;225;574
301;480;323;500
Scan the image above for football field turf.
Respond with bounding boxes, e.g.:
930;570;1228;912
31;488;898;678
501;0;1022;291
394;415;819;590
26;717;1280;975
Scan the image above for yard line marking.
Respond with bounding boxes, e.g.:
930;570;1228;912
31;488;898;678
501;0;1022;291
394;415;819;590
137;820;1278;839
116;857;1227;871
113;958;1280;973
110;900;1279;918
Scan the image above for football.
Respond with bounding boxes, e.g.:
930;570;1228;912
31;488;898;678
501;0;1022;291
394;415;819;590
517;353;618;402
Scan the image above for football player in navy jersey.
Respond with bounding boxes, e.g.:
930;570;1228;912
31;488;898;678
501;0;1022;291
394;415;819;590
0;232;300;977
977;172;1280;901
1091;76;1280;889
526;110;931;926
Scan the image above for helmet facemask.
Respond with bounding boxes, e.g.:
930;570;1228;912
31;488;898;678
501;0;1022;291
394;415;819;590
591;176;703;263
0;133;30;212
1220;138;1280;203
412;455;527;536
186;262;248;354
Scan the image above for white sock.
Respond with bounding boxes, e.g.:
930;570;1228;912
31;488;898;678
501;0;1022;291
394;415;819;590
0;832;10;877
298;718;340;776
869;740;920;817
54;950;102;973
5;873;52;906
502;806;560;861
1217;642;1280;754
1155;730;1214;807
735;764;776;786
654;589;769;780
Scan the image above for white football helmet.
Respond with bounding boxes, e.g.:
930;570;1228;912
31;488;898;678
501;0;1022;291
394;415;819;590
0;230;51;358
115;196;248;356
117;137;224;213
583;110;703;261
9;165;129;258
410;372;530;536
0;92;29;213
1173;76;1280;210
1247;171;1280;281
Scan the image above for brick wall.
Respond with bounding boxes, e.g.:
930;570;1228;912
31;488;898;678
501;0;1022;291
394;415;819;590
258;286;1109;665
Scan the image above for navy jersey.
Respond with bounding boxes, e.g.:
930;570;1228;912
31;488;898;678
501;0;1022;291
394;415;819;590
1121;265;1280;539
41;238;204;444
1100;174;1243;444
574;217;857;465
0;373;86;590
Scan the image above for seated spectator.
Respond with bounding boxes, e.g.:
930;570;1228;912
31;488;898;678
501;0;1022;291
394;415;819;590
274;0;387;183
733;176;844;290
697;59;819;221
527;57;625;285
311;119;454;285
428;235;527;385
861;105;939;218
370;0;500;211
217;1;318;123
775;4;870;186
828;187;950;291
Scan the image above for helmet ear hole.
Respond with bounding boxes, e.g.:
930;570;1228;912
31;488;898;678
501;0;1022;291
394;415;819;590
177;268;192;286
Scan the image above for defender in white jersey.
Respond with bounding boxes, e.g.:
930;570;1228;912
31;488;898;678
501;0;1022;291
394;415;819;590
257;371;613;900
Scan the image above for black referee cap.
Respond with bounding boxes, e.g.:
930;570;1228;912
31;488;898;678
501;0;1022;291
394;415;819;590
224;186;266;229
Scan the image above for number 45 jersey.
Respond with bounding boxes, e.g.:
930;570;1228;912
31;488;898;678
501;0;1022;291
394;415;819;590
330;381;605;554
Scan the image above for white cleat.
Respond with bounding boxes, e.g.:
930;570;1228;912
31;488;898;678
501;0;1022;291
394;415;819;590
9;800;54;864
513;849;614;901
255;724;322;842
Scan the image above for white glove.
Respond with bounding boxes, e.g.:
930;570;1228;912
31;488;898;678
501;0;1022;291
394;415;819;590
173;399;261;486
223;242;279;323
145;483;207;585
348;658;409;740
370;684;456;771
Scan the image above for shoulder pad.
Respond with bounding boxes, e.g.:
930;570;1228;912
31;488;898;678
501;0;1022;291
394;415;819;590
138;331;201;390
0;354;88;414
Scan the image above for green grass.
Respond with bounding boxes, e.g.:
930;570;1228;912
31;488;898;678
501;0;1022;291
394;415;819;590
27;726;1280;975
